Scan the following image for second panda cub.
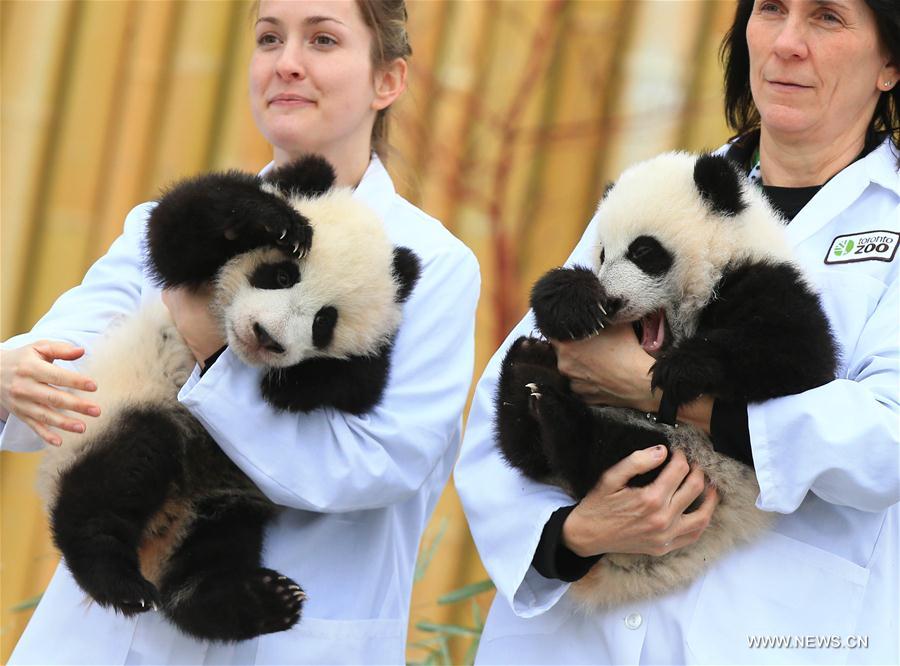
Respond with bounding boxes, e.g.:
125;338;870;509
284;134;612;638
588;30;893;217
496;152;837;607
39;156;421;641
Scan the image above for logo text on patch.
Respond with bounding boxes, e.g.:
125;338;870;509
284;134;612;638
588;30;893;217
824;230;898;265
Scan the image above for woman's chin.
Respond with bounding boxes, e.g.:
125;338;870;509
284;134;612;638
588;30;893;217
758;105;820;138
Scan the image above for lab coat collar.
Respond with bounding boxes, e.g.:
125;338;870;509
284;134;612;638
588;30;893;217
785;138;899;247
719;137;900;248
257;153;395;222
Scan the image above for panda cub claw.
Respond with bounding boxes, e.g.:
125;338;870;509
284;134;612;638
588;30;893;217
264;217;313;259
530;266;610;341
101;575;161;617
243;568;305;637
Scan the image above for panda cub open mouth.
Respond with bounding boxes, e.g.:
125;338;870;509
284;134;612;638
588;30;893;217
633;308;669;358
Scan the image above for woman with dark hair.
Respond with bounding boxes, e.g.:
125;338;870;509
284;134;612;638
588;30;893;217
2;1;479;664
457;0;899;663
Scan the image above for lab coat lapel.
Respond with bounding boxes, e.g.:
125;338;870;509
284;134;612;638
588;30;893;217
352;154;395;222
784;141;898;248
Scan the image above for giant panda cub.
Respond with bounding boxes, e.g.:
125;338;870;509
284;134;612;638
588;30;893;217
37;155;421;641
496;152;837;608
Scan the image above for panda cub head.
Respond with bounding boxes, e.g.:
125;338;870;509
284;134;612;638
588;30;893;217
590;152;793;352
213;158;419;369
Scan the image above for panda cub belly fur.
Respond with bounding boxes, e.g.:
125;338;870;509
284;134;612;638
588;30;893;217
37;155;421;642
496;152;838;609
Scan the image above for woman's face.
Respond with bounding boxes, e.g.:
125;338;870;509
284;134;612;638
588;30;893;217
746;0;897;141
250;0;387;163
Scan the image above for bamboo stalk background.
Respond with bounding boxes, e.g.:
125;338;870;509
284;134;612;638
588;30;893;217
0;1;735;662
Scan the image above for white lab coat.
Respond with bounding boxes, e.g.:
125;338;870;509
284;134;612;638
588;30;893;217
2;156;481;665
456;140;899;665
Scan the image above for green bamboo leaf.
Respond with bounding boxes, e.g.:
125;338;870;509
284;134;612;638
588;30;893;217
415;621;481;636
471;598;483;628
9;595;42;612
437;579;495;605
464;636;481;666
414;517;449;582
437;634;452;665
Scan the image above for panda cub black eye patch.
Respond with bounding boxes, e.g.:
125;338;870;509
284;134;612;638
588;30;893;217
249;260;300;290
312;306;338;349
627;235;672;276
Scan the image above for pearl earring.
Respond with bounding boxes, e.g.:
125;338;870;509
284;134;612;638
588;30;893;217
884;81;894;89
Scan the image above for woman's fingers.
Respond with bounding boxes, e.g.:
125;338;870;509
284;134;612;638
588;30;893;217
598;445;668;491
1;342;100;443
669;464;707;515
32;340;87;363
21;415;62;447
41;384;100;416
21;401;87;434
31;358;97;393
647;449;690;504
660;483;719;556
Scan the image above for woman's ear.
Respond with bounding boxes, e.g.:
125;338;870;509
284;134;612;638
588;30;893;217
879;61;899;91
372;57;408;111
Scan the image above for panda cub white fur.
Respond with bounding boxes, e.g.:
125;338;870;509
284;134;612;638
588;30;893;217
496;152;837;608
38;155;421;641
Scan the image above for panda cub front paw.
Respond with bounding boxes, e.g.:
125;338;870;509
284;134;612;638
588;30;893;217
530;266;609;340
226;211;313;259
264;215;313;259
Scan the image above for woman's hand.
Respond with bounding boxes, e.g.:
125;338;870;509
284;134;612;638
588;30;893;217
161;286;225;366
553;323;659;412
562;447;719;558
0;341;101;446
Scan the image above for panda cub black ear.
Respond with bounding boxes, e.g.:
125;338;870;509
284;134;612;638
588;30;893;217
693;153;747;218
600;180;616;200
392;247;421;303
266;154;337;198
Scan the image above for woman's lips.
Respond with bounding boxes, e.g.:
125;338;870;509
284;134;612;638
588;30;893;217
767;79;812;92
269;95;314;106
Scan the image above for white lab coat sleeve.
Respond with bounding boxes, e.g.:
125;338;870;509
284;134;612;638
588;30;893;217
750;273;900;514
455;319;574;618
456;214;608;618
177;247;480;513
0;204;150;452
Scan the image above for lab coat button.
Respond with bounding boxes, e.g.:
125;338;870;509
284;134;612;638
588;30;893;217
624;612;642;630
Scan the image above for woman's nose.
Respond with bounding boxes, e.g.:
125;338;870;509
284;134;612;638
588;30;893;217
275;43;306;80
771;15;809;60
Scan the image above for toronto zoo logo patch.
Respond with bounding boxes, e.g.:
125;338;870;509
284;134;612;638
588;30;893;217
824;230;899;265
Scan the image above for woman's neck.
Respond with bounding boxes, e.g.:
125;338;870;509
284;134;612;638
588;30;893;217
273;142;372;189
758;126;866;188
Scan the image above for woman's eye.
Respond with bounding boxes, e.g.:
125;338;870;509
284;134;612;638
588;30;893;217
758;1;780;13
311;34;337;47
257;33;280;47
819;11;842;24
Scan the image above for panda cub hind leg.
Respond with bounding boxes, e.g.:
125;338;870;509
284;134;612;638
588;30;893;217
159;499;304;642
495;337;562;481
51;409;184;614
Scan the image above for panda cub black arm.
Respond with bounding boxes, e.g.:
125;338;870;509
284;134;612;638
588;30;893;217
651;260;838;406
147;170;314;289
530;266;609;340
261;247;421;415
262;349;393;415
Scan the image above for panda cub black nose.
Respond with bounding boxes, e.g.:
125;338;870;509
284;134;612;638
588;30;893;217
253;322;285;354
